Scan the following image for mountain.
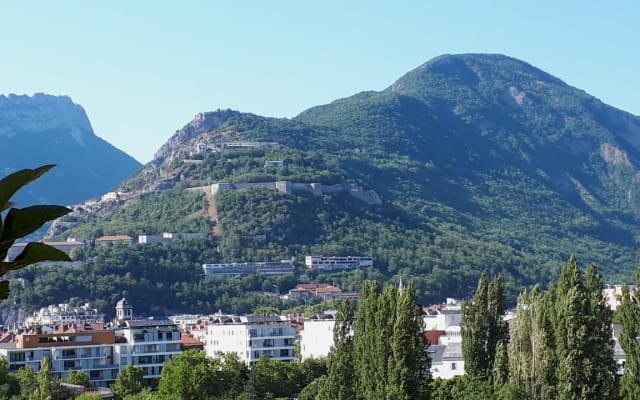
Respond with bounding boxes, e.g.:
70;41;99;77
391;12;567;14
16;54;640;315
0;93;142;206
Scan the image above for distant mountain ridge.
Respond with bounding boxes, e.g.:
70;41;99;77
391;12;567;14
0;93;142;206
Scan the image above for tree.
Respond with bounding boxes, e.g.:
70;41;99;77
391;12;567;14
0;356;20;398
507;287;554;399
158;349;224;400
243;357;302;399
34;356;65;400
389;281;430;400
352;281;430;400
619;282;640;400
111;364;145;399
66;370;91;388
553;257;615;400
17;365;38;399
0;165;71;299
461;271;507;381
492;340;509;389
317;300;356;400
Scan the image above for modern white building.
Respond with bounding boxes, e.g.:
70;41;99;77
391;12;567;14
429;342;465;379
304;256;373;271
299;312;338;360
202;261;295;277
113;319;182;384
201;315;296;365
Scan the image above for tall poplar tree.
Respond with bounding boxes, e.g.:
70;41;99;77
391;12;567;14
318;300;356;400
354;281;383;400
389;281;431;400
507;287;555;399
461;271;507;380
353;280;430;400
553;256;614;400
618;278;640;399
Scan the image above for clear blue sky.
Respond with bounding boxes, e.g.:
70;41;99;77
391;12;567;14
2;1;639;163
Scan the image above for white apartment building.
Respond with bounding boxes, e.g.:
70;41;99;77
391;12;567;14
299;312;337;360
305;256;373;271
114;319;182;383
202;315;296;365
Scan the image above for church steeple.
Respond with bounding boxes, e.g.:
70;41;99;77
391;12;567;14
115;297;133;322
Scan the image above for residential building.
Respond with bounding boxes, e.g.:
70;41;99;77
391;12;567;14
201;314;296;365
299;312;338;360
113;319;182;384
430;342;465;379
0;331;119;387
604;284;636;310
285;284;359;302
24;303;105;328
1;298;183;388
305;256;373;271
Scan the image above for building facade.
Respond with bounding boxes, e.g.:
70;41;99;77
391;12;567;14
201;315;296;365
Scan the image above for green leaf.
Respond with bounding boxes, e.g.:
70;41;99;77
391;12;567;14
1;205;71;242
0;165;55;211
0;243;71;276
0;281;9;300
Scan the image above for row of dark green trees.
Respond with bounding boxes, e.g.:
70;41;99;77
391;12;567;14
456;255;640;400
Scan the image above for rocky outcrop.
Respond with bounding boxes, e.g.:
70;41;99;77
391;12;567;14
0;93;142;206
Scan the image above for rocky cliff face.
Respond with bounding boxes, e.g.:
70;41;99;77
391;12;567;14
0;93;142;206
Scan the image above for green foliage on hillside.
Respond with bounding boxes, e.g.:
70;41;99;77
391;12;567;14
8;53;640;314
59;189;210;239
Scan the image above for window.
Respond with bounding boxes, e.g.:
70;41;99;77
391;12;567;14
63;360;75;369
451;362;457;370
62;349;76;358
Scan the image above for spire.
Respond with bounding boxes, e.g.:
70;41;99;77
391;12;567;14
398;275;404;294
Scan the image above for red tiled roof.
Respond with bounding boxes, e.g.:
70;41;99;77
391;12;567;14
424;330;446;346
181;335;204;349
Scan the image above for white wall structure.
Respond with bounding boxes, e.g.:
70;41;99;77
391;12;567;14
299;313;337;360
114;319;183;383
603;284;637;311
202;315;296;365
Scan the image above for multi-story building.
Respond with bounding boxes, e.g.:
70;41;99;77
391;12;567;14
114;319;182;384
0;331;119;387
24;303;105;328
299;312;338;360
201;315;296;364
202;261;295;278
1;298;183;388
304;256;373;271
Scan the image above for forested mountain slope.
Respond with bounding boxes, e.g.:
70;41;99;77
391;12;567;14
13;54;640;315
